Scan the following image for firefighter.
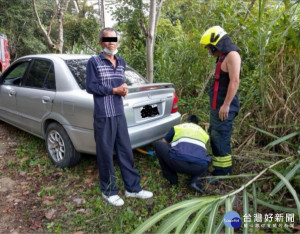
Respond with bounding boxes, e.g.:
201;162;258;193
154;115;211;192
200;26;241;176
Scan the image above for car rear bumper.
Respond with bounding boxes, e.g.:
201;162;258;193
129;112;181;148
64;112;181;155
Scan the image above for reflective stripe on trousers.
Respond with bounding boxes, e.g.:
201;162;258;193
212;155;232;167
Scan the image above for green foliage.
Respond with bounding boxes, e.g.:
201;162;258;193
0;0;48;59
110;0;148;73
0;0;100;59
63;1;100;53
109;0;300;151
106;0;300;134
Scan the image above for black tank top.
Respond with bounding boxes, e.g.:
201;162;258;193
209;70;240;113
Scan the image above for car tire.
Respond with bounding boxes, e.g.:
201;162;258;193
45;122;81;168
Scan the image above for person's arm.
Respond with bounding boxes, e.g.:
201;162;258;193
86;58;113;96
163;127;175;144
86;58;127;97
219;51;241;121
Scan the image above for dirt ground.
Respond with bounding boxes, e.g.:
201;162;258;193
0;122;45;233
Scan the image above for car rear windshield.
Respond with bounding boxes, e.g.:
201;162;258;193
65;59;147;90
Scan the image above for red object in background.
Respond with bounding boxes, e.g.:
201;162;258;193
0;33;11;72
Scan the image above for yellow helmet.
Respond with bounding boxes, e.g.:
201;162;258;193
200;26;227;46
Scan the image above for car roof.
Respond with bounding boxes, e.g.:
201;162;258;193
17;54;138;70
20;54;92;61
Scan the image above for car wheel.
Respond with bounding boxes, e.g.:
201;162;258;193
45;122;81;168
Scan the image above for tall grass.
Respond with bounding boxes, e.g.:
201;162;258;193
131;1;300;233
150;0;300;151
246;0;300;151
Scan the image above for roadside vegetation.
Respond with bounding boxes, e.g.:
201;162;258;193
0;0;299;233
2;121;298;233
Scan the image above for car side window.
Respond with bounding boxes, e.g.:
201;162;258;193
43;65;56;90
2;62;30;86
25;59;56;90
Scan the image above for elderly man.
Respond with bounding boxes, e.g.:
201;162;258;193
86;28;153;206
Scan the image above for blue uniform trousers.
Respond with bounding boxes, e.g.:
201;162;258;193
94;115;141;196
154;141;208;186
209;110;238;175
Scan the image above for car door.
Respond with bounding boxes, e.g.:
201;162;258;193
16;59;56;136
0;61;30;125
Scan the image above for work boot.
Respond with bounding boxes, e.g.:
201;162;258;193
189;182;205;193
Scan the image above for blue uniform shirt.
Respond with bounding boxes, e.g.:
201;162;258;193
86;53;126;118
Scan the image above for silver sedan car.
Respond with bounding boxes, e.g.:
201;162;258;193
0;54;181;167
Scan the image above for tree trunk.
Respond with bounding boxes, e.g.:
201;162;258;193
32;0;70;54
32;0;56;50
55;0;70;54
146;0;155;83
145;0;164;83
98;0;105;28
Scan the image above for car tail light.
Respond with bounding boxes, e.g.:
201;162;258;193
171;93;178;113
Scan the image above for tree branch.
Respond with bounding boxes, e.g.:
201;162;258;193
153;0;164;47
48;13;56;37
81;34;98;53
32;0;56;49
139;18;148;37
154;0;164;34
73;0;79;13
244;0;256;21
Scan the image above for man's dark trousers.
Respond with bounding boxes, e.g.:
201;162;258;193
94;114;141;196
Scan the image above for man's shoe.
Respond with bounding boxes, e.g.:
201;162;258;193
125;190;153;199
189;182;205;193
102;193;124;206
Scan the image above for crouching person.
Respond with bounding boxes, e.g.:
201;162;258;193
154;115;211;192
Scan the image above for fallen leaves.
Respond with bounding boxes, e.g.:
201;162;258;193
73;198;86;206
45;209;56;220
31;220;42;229
42;200;53;206
74;231;84;234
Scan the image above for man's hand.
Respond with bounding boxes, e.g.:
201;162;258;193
219;104;230;121
113;83;128;97
122;83;128;96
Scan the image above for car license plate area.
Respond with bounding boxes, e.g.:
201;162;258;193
140;104;159;118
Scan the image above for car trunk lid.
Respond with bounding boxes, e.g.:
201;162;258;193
124;83;177;127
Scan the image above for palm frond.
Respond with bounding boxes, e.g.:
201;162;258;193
269;168;300;220
270;159;300;196
134;156;298;233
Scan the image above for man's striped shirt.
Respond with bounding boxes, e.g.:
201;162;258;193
86;53;126;118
